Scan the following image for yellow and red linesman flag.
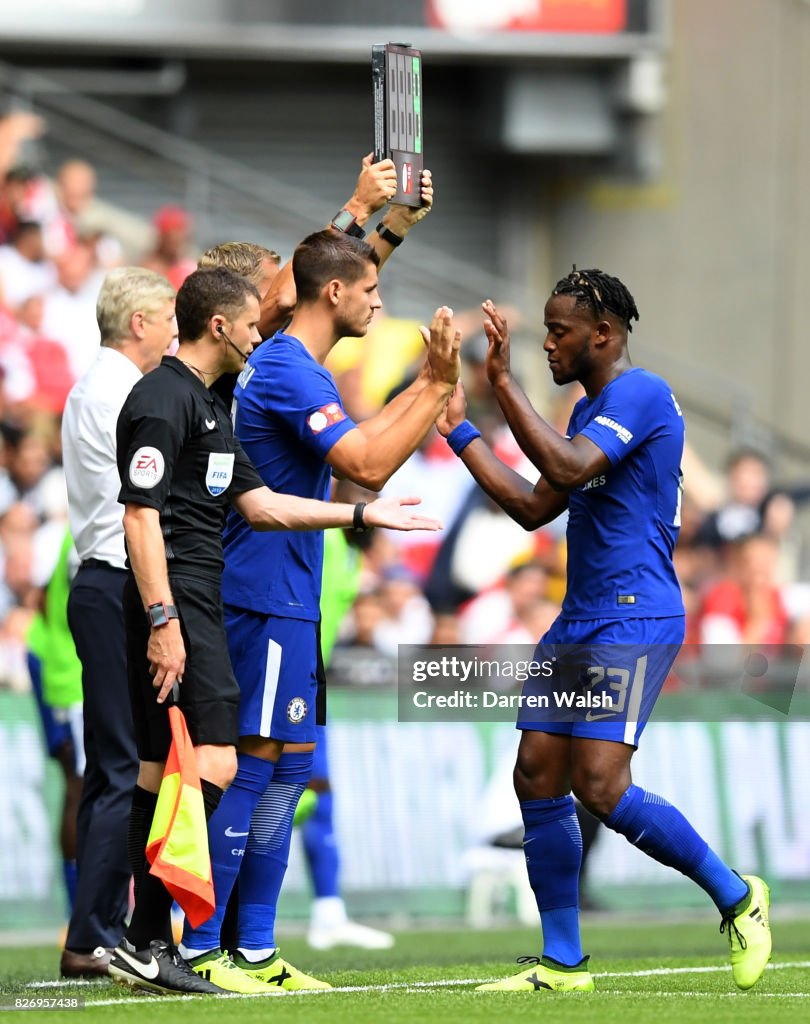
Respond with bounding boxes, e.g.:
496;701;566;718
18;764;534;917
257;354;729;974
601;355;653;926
146;706;215;928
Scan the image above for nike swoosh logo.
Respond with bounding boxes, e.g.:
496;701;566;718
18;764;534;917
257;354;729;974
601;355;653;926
115;946;160;980
585;710;616;721
205;419;216;430
224;826;249;837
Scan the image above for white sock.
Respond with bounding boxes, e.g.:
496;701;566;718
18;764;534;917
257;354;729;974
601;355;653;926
237;947;276;963
311;896;348;930
178;943;217;960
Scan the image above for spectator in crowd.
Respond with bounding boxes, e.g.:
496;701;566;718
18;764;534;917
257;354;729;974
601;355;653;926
27;527;84;920
46;159;98;258
141;205;197;290
458;560;559;646
695;449;772;550
699;533;791;647
42;239;105;379
369;564;434;656
0;498;39;686
10;293;75;414
0;221;56;309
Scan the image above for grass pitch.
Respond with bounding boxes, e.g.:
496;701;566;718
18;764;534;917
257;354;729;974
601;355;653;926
2;917;809;1023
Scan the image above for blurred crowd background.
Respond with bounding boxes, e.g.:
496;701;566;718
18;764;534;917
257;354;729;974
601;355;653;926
1;0;810;930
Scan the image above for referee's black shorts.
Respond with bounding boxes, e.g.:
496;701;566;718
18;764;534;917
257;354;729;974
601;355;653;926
124;573;240;761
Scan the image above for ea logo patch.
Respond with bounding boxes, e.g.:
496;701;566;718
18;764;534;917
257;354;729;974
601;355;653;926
129;446;165;489
307;403;346;434
287;697;308;724
307;411;328;433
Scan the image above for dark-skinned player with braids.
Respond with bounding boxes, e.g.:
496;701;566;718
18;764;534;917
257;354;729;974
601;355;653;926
436;268;771;994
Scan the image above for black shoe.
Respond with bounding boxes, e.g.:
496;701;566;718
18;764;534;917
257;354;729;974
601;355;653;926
60;946;112;979
108;939;225;994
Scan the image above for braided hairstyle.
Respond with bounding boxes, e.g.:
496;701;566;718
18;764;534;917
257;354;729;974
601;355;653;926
552;266;640;332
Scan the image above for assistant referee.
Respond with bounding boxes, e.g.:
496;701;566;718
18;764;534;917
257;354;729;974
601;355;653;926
108;266;439;996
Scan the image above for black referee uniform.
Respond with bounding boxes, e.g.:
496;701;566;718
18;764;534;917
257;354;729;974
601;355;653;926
116;356;264;760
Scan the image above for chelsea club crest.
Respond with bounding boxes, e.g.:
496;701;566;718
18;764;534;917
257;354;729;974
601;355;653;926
287;697;308;724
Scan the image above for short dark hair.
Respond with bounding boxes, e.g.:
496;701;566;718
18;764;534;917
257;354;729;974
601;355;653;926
292;229;379;304
552;266;640;333
175;266;259;342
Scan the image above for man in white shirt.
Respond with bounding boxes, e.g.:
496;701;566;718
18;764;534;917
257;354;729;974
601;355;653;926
60;267;176;977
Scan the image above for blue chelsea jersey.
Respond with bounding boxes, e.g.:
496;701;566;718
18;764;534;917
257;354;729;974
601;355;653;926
221;331;355;619
562;367;685;620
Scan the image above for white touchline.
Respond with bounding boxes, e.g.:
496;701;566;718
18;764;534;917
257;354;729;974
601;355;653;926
24;961;810;1004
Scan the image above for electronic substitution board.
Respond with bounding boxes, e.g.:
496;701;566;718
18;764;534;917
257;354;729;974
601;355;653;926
372;43;423;207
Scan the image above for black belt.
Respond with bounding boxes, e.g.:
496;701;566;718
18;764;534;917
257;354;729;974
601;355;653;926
79;559;128;573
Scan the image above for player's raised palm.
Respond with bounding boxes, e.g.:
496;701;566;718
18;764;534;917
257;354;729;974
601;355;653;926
420;304;461;389
483;299;512;387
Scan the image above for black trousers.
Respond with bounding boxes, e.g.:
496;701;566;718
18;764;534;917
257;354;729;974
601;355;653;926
65;562;138;951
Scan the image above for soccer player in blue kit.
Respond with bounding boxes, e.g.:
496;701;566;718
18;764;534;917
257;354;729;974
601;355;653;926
179;229;460;990
437;268;771;994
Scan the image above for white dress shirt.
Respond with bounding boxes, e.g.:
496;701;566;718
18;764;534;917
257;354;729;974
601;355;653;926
61;346;142;569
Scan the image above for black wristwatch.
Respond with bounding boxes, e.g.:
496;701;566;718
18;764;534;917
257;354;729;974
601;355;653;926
331;208;366;239
375;222;404;248
147;602;179;628
353;502;368;533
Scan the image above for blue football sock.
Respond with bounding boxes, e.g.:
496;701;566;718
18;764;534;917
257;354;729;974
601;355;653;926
302;790;339;899
605;784;748;911
181;752;274;953
238;750;312;951
521;796;584;967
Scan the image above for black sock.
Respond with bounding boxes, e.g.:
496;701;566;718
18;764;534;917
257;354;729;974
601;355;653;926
201;779;224;820
220;878;240;955
128;786;159;902
125;778;225;950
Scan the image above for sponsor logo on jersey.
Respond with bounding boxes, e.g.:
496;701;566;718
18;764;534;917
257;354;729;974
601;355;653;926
237;364;255;390
306;402;346;434
205;452;235;496
287;697;308;724
128;446;165;489
581;474;607;491
594;415;633;444
670;392;683;417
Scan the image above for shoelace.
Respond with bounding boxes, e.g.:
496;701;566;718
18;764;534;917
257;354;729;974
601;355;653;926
218;957;242;972
720;914;748;950
166;945;205;974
